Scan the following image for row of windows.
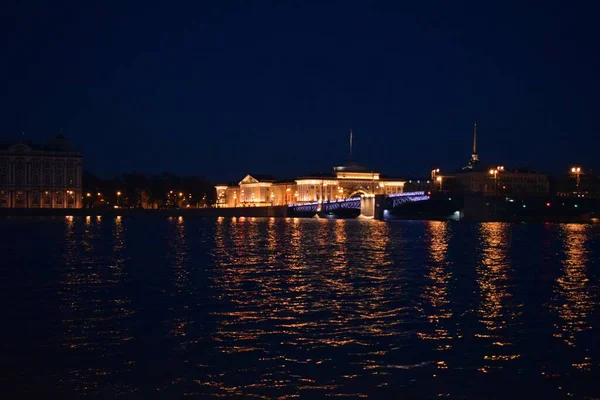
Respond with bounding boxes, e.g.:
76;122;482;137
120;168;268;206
0;171;78;185
500;177;547;183
0;190;77;207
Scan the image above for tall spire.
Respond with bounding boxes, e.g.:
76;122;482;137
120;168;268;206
349;129;353;159
472;122;477;154
463;122;480;170
471;122;479;162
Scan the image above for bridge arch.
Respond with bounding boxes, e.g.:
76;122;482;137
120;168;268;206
348;189;370;198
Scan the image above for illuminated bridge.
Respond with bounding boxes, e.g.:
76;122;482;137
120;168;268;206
288;191;430;216
387;191;431;207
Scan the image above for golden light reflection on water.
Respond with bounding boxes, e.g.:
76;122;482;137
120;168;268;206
60;216;135;395
168;216;189;339
419;221;457;358
552;224;594;371
209;218;401;397
11;217;599;397
476;222;520;372
325;220;352;298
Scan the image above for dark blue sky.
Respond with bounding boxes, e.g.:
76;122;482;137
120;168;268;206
2;1;598;181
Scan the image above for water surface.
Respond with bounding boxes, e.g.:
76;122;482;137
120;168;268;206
0;217;599;398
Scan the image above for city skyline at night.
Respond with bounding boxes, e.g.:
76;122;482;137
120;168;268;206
2;2;598;182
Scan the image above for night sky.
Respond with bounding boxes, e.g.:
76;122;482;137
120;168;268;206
2;1;598;181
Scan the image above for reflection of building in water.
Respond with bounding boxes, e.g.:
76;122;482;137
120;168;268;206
552;224;593;371
209;219;403;397
0;135;83;208
60;216;134;395
167;216;190;338
476;223;520;371
215;146;406;207
419;221;456;357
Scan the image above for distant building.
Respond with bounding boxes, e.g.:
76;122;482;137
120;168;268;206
215;163;406;208
454;168;549;196
0;135;83;208
444;123;549;196
216;175;295;207
551;170;600;198
216;131;408;207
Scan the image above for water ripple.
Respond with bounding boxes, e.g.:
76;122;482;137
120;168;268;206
1;217;599;398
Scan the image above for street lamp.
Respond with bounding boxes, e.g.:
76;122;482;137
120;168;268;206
489;169;498;195
571;167;581;192
431;168;441;191
436;175;443;191
488;166;505;195
116;191;121;206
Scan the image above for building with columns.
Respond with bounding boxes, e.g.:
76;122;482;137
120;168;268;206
215;162;405;208
0;135;83;208
215;131;410;208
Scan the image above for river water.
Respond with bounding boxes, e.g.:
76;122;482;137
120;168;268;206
0;216;599;398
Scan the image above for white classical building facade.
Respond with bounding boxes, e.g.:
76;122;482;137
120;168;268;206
0;135;83;208
216;164;405;208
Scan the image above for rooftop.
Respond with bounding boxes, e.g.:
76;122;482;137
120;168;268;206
0;135;81;154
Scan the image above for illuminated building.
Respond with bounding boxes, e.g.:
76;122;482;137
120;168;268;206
216;131;406;207
215;164;405;208
0;135;83;208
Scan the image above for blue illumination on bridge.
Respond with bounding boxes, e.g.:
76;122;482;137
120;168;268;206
388;191;430;207
288;191;430;214
288;197;362;213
